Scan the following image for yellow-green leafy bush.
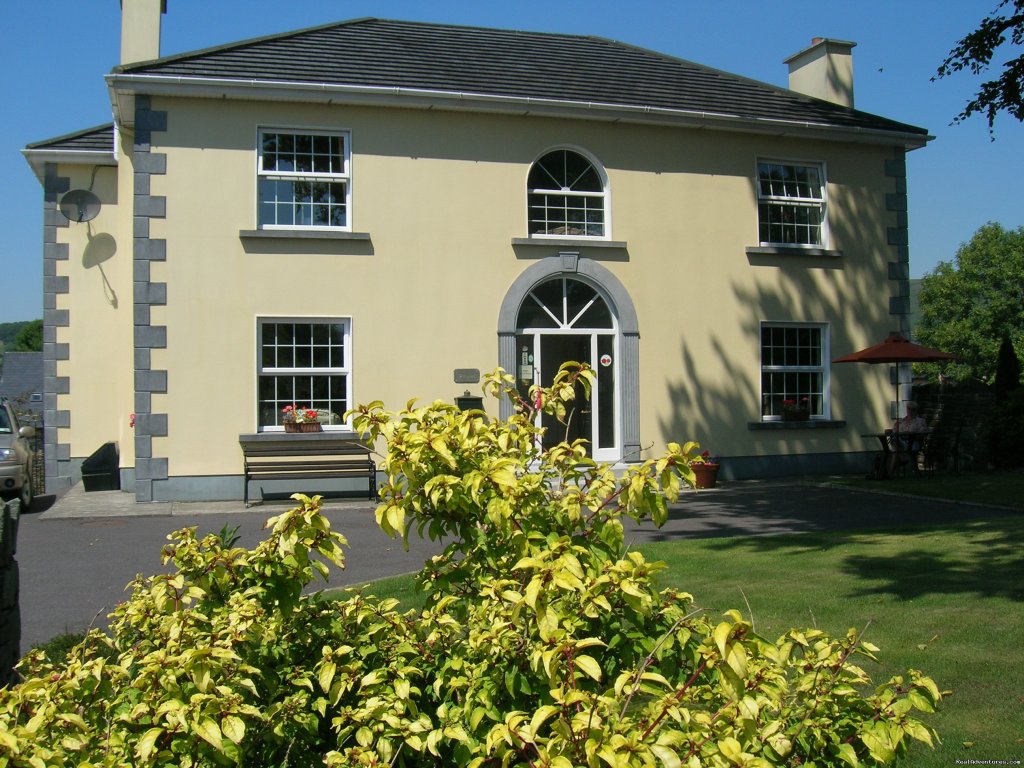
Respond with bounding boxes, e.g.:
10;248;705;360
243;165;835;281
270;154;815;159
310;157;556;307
0;365;939;766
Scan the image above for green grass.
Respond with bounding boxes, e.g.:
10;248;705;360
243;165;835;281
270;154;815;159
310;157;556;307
635;516;1024;766
344;516;1024;765
832;468;1024;510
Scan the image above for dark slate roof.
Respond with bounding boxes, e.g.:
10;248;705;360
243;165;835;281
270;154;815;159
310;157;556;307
115;18;927;138
0;352;43;416
25;123;115;153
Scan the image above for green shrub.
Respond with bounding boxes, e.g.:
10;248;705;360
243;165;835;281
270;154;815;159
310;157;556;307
0;365;940;766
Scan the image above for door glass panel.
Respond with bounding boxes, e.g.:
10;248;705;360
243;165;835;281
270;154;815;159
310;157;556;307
565;280;598;326
597;335;615;449
540;335;591;452
516;295;559;329
576;298;613;329
516;335;536;395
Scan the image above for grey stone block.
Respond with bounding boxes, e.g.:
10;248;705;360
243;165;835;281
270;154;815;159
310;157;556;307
885;193;907;212
135;239;166;261
136;413;168;437
135;195;166;218
887;228;908;247
44;309;69;328
134;153;166;175
134;282;167;306
134;325;167;349
135;370;168;393
44;242;69;261
44;276;69;295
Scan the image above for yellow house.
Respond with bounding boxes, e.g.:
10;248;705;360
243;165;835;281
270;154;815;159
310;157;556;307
23;3;930;502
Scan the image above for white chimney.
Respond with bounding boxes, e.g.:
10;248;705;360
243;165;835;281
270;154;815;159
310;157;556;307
784;37;856;108
120;0;167;65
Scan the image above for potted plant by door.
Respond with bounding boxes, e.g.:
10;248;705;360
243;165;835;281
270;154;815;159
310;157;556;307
688;450;721;489
282;404;322;433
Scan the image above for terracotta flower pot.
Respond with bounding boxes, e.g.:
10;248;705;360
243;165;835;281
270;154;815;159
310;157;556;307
284;421;322;433
690;463;720;489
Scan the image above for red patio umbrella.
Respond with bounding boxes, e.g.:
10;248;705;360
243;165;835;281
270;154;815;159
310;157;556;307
833;333;958;414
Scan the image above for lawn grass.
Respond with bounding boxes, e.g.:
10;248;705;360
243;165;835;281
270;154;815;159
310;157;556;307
832;468;1024;510
635;515;1024;766
343;516;1024;765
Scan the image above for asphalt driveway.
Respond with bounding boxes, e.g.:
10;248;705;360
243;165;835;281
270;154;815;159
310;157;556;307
14;479;1017;648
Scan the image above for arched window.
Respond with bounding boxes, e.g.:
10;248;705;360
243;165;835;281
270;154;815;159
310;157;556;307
527;149;606;237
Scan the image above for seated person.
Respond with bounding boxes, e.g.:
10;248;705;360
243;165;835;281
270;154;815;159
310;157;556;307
886;402;928;474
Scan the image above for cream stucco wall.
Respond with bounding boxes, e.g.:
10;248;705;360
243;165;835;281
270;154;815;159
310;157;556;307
54;153;135;467
57;94;905;488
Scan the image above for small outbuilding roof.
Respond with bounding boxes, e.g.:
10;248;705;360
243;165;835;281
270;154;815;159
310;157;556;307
0;352;43;419
25;123;115;153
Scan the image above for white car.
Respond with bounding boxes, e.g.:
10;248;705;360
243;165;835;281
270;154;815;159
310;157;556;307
0;399;35;511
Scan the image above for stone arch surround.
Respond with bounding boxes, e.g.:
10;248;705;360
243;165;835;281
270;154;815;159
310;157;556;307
497;255;640;462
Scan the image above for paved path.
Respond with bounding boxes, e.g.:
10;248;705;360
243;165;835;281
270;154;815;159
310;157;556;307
15;480;1017;647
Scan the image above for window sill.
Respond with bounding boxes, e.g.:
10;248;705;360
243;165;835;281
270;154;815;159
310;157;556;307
746;246;842;258
240;430;358;442
748;419;846;430
240;229;371;241
512;237;627;249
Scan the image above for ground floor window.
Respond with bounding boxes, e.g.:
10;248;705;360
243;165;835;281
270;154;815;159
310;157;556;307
257;318;351;430
760;322;829;419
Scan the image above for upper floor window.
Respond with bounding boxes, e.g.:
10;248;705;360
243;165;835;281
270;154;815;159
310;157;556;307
757;161;825;247
528;149;607;238
258;130;350;230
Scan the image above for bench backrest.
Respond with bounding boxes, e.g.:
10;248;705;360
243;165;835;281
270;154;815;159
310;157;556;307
240;437;372;461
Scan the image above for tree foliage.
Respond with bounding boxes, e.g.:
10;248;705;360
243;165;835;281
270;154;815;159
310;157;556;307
11;321;42;353
917;222;1024;383
935;0;1024;132
0;365;941;766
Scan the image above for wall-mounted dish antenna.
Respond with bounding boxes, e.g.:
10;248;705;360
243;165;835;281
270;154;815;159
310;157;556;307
59;189;102;223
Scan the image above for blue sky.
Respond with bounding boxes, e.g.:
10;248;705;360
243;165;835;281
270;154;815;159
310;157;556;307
2;1;1021;323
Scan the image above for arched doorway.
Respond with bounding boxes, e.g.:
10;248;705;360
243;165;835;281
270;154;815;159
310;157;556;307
515;276;618;460
498;256;640;464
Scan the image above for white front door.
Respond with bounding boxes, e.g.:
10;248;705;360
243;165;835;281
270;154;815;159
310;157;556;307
515;277;620;462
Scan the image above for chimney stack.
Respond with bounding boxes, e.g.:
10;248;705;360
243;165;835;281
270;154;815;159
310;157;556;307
784;38;856;108
120;0;167;65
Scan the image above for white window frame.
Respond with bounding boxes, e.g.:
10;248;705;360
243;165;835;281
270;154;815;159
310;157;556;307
760;321;831;421
257;127;352;231
756;159;827;248
527;146;611;240
256;316;353;432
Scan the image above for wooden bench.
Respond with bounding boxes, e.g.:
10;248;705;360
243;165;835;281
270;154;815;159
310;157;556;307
239;434;377;507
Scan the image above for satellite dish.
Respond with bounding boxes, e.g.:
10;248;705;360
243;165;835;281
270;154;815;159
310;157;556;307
59;189;102;223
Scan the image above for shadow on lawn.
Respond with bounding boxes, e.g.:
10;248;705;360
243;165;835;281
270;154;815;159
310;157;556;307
839;518;1024;603
626;483;1024;602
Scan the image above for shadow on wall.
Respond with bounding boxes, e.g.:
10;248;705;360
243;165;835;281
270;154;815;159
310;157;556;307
658;164;899;465
82;230;118;309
